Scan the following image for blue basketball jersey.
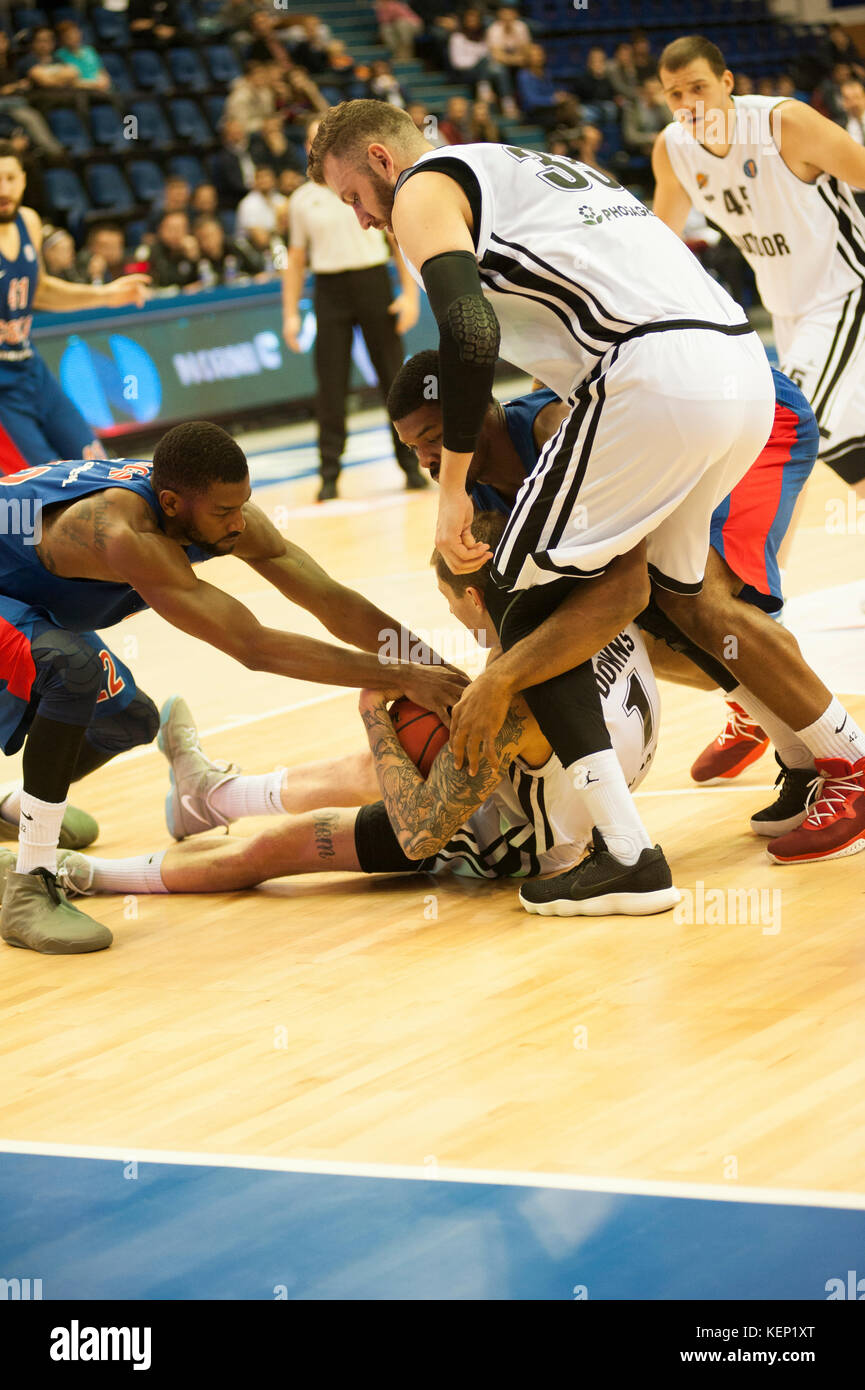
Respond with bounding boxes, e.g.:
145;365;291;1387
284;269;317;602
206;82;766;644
0;212;39;374
0;458;216;631
470;387;558;514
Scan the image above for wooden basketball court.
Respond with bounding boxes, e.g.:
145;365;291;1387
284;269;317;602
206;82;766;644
1;408;863;1207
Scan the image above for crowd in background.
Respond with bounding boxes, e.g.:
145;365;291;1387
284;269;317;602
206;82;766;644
5;4;865;299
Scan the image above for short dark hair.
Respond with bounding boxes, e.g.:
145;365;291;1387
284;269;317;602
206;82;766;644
386;348;442;422
307;98;418;184
0;139;23;168
431;510;506;598
152;421;249;496
658;35;727;79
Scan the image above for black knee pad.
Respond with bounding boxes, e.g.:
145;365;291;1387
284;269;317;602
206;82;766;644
85;690;159;755
30;629;104;726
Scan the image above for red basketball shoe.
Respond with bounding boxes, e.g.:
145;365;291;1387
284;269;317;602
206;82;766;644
691;701;770;784
767;756;865;863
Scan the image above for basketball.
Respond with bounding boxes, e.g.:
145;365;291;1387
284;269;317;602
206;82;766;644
389;697;450;777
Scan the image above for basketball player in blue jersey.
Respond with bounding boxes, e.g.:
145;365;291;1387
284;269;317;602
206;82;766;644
308;103;865;907
385;351;865;872
0;142;149;472
0;422;466;955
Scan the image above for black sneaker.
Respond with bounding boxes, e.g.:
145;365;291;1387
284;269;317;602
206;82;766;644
750;753;815;837
519;828;681;917
317;479;338;502
403;467;429;491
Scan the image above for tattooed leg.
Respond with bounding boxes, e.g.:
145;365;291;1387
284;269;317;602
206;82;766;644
155;810;362;891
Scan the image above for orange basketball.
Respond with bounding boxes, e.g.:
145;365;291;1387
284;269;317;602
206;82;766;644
389;697;449;777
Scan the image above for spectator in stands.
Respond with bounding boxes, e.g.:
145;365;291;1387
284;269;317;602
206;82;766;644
575;46;618;126
148;211;200;289
816;22;865;82
235;164;288;252
815;62;853;123
0;30;63;155
212;117;256;207
146;174;191;233
516;43;581;131
322;40;358;93
439;95;470;145
734;72;754;96
486;5;532;79
277;168;304;200
631;31;655;84
622;77;669;155
448;8;518;117
191;183;220;219
41;226;78;281
406;100;446;147
608;41;638;105
194;215;263;282
573;122;605;172
244;9;293;70
289;15;331;76
17;27;80;94
756;76;776;97
468;97;500;143
841;76;865;144
128;0;185;51
219;0;258;55
76;222;128;284
226;62;277;132
368;59;406;107
375;1;423;63
54;21;111;94
250;113;304;178
276;67;329;124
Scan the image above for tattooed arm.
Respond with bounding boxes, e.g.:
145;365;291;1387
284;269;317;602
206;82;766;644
358;688;530;859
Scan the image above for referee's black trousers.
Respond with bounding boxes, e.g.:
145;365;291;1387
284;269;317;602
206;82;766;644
314;264;416;484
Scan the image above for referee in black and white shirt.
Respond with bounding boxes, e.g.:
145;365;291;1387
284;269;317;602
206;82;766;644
282;115;428;500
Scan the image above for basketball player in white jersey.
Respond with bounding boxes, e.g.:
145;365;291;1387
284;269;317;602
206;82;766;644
28;513;673;917
653;34;865;499
306;100;865;895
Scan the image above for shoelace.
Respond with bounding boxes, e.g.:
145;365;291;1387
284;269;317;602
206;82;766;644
802;769;864;827
717;705;764;747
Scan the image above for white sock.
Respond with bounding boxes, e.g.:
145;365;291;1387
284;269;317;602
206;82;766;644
84;850;168;895
0;781;21;824
209;770;285;822
568;748;653;865
15;791;66;875
730;685;815;770
796;697;865;764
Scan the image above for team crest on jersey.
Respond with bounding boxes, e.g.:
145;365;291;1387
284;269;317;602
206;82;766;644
696;172;708;189
743;159;758;178
23;244;36;261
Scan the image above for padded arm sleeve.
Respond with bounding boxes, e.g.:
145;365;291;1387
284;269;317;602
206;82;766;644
421;249;501;454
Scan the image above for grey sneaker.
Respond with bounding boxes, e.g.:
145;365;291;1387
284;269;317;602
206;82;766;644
0;794;99;849
0;867;112;954
56;850;97;898
157;694;240;840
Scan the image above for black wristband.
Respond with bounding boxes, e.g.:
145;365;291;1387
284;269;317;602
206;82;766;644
421;250;500;454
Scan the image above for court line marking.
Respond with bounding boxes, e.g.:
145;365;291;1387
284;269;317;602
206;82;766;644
0;1138;862;1209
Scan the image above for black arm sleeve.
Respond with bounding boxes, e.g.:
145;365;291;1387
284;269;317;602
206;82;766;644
421;249;501;455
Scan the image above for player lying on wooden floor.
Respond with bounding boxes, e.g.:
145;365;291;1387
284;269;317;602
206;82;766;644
0;511;680;919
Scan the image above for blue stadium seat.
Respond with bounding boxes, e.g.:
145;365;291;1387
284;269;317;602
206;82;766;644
91;7;130;49
169;98;214;146
219;209;236;237
129;100;174;151
204;94;226;130
89;103;126;152
13;8;47;30
86;163;134;213
167;47;209;93
206;45;241;87
127;159;164;204
46;107;91;157
101;51;131;90
43;168;89;230
168;154;206;187
126;219;147;250
130;50;172;93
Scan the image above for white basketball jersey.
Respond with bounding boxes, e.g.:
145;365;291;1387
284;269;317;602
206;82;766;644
434;624;658;879
394;143;749;399
663;95;865;318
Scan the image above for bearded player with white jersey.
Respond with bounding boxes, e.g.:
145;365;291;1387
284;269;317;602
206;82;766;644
305;102;864;909
652;34;865;788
